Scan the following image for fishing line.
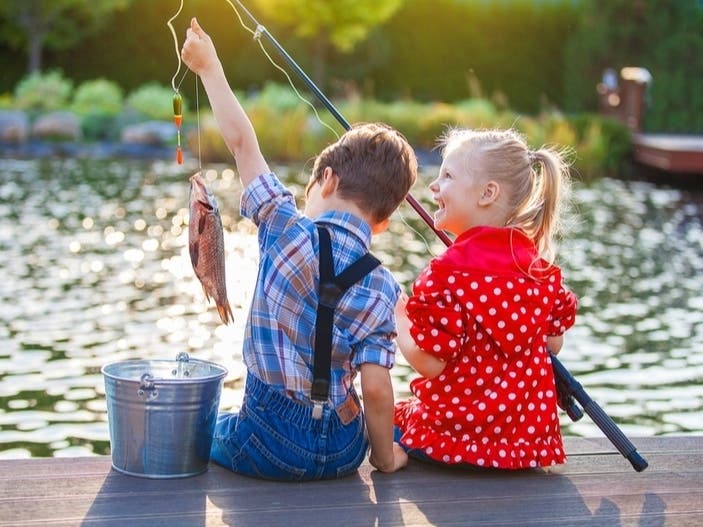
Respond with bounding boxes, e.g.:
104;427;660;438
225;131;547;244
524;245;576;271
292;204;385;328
220;0;339;139
196;74;202;169
167;0;190;164
397;207;437;258
167;0;189;93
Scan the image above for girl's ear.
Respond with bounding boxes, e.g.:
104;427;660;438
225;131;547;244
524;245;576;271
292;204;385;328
319;166;339;197
478;181;500;206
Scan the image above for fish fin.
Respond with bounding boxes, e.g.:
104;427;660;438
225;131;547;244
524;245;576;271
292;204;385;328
189;240;199;267
217;300;234;325
198;213;207;234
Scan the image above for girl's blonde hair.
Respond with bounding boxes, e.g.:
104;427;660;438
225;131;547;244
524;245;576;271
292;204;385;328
440;128;572;264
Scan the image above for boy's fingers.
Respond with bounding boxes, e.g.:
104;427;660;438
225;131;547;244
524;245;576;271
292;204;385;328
190;17;205;37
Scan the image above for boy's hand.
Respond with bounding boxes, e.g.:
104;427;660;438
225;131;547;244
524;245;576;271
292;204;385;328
181;17;219;76
370;443;408;473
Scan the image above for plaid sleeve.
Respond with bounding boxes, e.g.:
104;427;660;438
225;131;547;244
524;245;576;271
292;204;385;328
240;172;296;226
350;281;400;370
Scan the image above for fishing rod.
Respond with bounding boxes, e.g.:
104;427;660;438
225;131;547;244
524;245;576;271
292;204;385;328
551;354;648;472
232;1;647;472
230;0;452;247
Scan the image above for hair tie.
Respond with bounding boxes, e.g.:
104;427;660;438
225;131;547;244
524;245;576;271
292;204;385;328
528;150;538;165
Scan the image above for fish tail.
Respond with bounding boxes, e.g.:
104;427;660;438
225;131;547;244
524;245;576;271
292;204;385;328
217;301;234;325
202;287;212;303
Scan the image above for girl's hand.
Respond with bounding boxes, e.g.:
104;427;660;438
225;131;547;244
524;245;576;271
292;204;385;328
547;335;564;355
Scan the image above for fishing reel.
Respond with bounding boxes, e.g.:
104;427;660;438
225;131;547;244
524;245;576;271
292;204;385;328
555;377;584;421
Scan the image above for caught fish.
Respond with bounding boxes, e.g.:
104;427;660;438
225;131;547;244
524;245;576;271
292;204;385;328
188;172;233;324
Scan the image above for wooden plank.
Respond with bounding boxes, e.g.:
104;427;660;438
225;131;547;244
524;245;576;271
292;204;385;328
0;436;701;527
632;133;703;174
633;134;703;153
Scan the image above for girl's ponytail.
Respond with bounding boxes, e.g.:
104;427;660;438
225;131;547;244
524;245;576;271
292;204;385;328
516;147;572;263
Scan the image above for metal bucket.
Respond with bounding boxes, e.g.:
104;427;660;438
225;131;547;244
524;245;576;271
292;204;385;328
102;352;227;478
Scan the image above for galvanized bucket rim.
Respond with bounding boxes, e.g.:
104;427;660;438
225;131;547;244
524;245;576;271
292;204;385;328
101;357;228;384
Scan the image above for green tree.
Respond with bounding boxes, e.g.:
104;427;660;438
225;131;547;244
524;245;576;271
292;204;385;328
252;0;405;88
0;0;134;74
563;0;703;132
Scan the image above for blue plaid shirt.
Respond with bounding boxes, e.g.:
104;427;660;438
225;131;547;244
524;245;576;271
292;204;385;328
240;172;399;406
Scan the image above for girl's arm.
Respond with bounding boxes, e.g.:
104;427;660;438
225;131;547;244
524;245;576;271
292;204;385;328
181;18;269;189
395;294;446;378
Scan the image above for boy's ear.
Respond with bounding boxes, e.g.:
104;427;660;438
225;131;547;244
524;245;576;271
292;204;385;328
371;217;390;234
320;166;339;197
478;181;500;206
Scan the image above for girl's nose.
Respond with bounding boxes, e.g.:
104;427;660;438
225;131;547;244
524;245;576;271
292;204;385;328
429;178;439;191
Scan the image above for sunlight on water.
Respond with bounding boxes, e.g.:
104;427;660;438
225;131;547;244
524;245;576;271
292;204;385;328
0;158;702;458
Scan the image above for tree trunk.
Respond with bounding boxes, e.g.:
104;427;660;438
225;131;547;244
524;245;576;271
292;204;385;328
27;31;44;73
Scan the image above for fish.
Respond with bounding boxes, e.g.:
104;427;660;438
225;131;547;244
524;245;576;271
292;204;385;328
188;172;233;324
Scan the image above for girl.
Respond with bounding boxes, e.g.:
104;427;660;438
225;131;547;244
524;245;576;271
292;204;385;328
394;128;578;469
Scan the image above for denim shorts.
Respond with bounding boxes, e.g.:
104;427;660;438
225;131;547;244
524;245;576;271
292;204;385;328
210;373;368;481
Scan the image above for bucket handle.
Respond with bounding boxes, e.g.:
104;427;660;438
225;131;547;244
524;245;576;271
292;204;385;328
173;351;192;378
138;373;158;399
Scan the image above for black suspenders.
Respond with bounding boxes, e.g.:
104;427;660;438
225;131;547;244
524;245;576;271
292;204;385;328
311;225;380;418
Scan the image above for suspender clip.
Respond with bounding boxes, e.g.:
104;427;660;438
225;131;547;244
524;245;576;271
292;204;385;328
311;378;328;420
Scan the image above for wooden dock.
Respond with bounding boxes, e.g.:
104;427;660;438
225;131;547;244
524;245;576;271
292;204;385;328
632;134;703;175
1;436;701;526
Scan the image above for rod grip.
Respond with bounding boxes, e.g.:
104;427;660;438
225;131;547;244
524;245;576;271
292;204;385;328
582;400;649;472
551;353;648;472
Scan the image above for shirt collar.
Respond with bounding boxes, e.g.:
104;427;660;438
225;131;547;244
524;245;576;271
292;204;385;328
314;210;373;250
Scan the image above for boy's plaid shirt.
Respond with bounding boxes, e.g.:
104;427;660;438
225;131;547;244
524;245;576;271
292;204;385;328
239;172;399;406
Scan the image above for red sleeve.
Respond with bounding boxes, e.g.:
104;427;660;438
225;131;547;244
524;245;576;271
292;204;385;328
405;274;465;362
548;284;578;336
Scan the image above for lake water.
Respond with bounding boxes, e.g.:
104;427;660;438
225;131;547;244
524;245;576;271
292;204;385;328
0;157;702;459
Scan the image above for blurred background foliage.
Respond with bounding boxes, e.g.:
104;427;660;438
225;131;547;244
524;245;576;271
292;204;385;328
0;0;699;171
0;0;700;133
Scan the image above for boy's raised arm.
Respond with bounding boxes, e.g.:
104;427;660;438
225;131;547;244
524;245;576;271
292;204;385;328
181;17;269;189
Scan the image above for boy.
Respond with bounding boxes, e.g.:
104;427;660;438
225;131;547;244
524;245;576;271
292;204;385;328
182;17;416;480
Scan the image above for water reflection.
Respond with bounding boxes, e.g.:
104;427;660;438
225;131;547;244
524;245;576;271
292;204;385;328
0;158;701;458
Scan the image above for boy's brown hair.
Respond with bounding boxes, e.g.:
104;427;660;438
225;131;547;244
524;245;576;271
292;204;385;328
311;123;418;224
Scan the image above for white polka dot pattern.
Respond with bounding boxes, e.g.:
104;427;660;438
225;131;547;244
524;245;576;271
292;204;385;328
394;226;577;469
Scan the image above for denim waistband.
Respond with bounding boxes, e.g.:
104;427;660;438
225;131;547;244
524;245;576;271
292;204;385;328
244;373;360;431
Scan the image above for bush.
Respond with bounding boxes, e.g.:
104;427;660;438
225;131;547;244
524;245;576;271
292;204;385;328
80;113;119;142
453;99;500;129
187;113;229;164
71;79;125;141
14;70;73;112
255;82;305;113
125;82;185;121
0;93;12;109
72;79;123;116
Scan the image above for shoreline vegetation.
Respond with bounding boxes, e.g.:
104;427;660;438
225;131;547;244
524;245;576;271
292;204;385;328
0;72;632;180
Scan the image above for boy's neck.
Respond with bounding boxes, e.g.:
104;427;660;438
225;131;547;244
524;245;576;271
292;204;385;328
307;197;386;235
